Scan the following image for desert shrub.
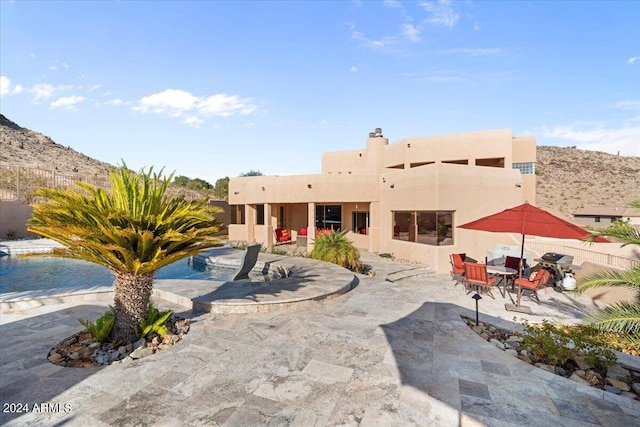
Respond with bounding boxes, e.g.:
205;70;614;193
519;320;616;370
310;229;362;272
139;302;173;338
78;307;115;343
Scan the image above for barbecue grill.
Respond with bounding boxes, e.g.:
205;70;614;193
536;252;579;285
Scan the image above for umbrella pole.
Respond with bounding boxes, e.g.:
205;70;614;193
505;234;532;314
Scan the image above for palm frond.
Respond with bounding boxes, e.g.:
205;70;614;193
577;265;640;293
584;302;640;337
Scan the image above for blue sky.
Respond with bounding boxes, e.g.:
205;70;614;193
1;1;638;184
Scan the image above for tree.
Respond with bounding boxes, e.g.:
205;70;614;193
310;229;362;272
577;200;640;339
212;177;229;200
240;170;263;177
27;164;222;343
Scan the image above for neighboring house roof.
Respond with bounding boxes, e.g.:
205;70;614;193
573;206;640;217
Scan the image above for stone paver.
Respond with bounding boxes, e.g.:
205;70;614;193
0;241;639;426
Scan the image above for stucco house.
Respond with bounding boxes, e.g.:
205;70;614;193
228;128;537;273
573;206;640;228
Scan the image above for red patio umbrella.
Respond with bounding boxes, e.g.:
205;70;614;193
458;202;609;313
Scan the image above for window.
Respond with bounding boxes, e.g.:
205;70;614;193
256;204;265;225
512;162;536;175
352;211;369;234
230;205;245;224
316;205;341;231
393;211;453;246
594;217;600;223
279;206;286;229
476;157;505;168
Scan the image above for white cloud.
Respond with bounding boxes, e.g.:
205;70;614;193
0;76;11;97
0;76;24;97
29;83;73;101
438;47;501;56
49;64;58;71
105;98;124;106
182;116;203;127
401;23;421;42
312;119;328;128
134;88;257;124
420;0;460;27
537;122;640;157
349;24;396;48
198;93;256;116
350;66;359;72
136;89;198;113
628;56;639;64
50;95;85;109
612;100;640;110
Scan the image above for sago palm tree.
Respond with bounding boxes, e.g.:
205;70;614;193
310;229;362;272
27;164;222;344
577;199;640;338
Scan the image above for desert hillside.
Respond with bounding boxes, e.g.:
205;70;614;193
536;146;640;216
0;115;113;177
1;114;639;213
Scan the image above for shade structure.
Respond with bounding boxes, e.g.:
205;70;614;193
458;202;609;313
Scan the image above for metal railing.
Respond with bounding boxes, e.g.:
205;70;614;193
0;165;110;203
525;241;640;270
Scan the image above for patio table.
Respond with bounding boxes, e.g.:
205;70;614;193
486;265;517;299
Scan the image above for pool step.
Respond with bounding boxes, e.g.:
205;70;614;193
385;266;435;282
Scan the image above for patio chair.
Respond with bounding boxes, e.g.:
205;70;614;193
512;268;552;303
274;228;292;245
450;253;477;288
233;244;261;281
463;262;497;298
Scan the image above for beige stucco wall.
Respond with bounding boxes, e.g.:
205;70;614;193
0;201;37;239
228;128;537;273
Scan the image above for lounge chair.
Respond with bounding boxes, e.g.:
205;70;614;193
233;244;261;281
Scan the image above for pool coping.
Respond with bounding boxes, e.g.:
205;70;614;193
0;244;358;314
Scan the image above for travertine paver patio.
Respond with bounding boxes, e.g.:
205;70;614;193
0;243;639;426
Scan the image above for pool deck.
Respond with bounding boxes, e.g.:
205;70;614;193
0;239;639;426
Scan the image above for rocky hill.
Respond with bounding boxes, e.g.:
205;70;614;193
1;114;639;213
536;146;640;216
0;115;113;177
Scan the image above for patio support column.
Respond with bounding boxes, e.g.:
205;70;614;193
307;202;316;253
246;204;256;243
264;203;274;248
368;201;381;253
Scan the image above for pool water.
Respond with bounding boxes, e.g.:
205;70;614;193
0;256;271;293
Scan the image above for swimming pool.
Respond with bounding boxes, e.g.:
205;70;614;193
0;256;273;293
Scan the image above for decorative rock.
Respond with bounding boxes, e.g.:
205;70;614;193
620;391;638;400
479;332;489;340
574;355;591;370
118;345;128;355
505;349;518;357
606;378;630;392
585;371;603;386
555;366;566;376
68;351;80;360
574;369;586;379
95;353;110;364
607;364;632;383
569;373;590;385
130;346;154;359
632;383;640;394
48;353;62;363
604;384;621;394
132;338;146;350
89;342;101;349
490;339;505;350
472;325;484;334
